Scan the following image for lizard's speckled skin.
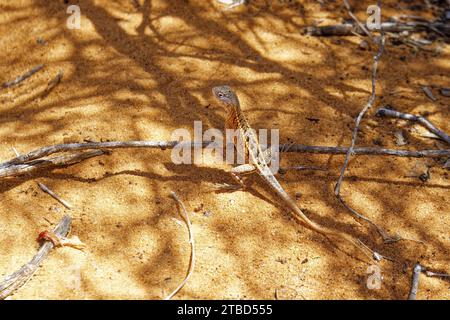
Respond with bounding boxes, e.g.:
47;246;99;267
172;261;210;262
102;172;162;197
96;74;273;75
212;85;372;260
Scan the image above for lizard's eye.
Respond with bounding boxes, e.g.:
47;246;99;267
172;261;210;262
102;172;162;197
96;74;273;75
218;92;224;98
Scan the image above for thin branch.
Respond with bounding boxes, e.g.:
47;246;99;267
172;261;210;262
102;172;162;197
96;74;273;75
376;107;450;145
408;263;423;300
1;64;44;89
283;144;449;157
37;182;73;209
1;141;448;169
165;191;195;300
334;0;388;242
45;69;63;93
343;0;374;40
421;86;437;102
1;141;190;168
334;35;385;196
278;165;328;176
337;196;401;243
425;270;450;278
11;147;20;157
306;21;450;36
0;150;106;178
0;141;448;179
0;215;71;299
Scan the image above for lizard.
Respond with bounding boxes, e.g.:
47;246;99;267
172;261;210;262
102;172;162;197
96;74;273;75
212;85;374;261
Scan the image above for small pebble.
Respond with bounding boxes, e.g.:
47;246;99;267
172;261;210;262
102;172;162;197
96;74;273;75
36;37;48;45
439;88;450;97
276;257;287;264
203;210;212;217
421;86;437;101
373;252;382;261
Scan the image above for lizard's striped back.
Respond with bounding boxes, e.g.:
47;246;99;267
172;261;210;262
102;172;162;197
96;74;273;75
212;85;373;261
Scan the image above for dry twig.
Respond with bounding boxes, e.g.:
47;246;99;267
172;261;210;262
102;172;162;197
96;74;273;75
334;29;385;196
408;263;423;300
376;107;450;145
334;0;390;241
0;215;71;299
306;21;450;36
421;86;437;102
425;270;450;278
164;191;195;300
45;69;63;92
37;182;73;209
11;147;20;157
1;64;44;89
2;141;448;168
0;150;106;178
343;0;374;40
0;141;448;179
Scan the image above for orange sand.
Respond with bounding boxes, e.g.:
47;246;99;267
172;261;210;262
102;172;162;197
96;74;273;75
0;0;448;299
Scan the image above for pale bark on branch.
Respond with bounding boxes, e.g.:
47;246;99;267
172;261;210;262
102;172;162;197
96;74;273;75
0;141;448;179
0;215;71;299
376;107;450;145
305;21;450;37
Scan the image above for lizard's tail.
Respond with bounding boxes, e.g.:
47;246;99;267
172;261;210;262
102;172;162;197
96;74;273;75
288;202;374;262
260;167;374;261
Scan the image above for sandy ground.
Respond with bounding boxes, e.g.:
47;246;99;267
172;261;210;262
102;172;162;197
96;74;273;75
0;0;449;300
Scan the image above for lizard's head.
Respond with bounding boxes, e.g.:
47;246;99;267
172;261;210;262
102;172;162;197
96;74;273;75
212;85;240;109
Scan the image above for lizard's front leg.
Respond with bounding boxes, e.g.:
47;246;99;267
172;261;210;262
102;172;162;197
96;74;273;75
231;164;256;189
214;164;256;191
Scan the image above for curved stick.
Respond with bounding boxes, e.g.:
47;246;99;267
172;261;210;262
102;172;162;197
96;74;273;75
0;215;71;299
408;263;423;300
376;107;450;145
2;64;44;89
165;192;195;300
